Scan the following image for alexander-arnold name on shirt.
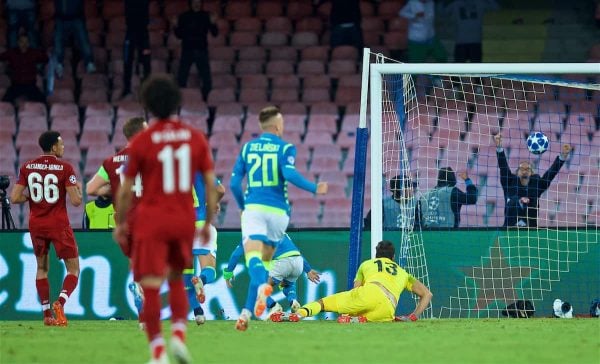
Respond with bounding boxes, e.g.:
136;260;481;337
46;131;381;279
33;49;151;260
151;129;191;143
26;163;64;170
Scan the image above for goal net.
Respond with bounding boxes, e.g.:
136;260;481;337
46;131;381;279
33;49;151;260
360;52;599;318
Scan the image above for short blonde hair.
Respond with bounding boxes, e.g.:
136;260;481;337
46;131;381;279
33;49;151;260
259;106;281;125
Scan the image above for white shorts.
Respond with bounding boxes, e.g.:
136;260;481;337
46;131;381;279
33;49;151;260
192;223;217;258
241;209;289;246
270;255;304;283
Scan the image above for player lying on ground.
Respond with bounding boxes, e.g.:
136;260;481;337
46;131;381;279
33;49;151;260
297;240;432;323
224;233;320;328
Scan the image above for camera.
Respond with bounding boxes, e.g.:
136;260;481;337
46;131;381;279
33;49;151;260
0;175;9;190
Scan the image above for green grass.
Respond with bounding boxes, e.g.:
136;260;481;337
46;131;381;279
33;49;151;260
1;319;599;364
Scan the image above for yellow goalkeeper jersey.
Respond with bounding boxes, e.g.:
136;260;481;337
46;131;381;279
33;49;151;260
354;257;415;302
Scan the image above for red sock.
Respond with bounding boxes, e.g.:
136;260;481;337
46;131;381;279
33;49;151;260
168;279;188;324
36;278;51;317
58;274;78;306
143;287;162;342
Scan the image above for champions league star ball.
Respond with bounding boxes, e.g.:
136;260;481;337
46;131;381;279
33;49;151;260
526;132;549;155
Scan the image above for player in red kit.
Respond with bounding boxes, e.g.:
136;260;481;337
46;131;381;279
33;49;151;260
86;116;148;327
10;131;83;326
113;74;217;364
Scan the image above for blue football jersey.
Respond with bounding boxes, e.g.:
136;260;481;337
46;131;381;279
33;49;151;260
192;174;221;222
231;133;298;214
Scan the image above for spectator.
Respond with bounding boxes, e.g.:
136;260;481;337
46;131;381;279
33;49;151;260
121;0;151;99
494;134;571;227
10;130;83;326
420;167;478;228
83;195;115;229
364;175;420;230
0;34;47;104
445;0;498;95
5;0;38;49
400;0;447;63
52;0;96;78
297;240;433;323
172;0;218;101
323;0;363;51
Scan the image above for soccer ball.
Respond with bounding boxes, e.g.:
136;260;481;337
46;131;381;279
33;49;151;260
526;132;549;155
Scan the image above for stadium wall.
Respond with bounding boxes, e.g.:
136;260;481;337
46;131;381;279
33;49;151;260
0;230;597;320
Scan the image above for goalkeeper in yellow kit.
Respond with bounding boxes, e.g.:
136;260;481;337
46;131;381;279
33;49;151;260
297;240;432;322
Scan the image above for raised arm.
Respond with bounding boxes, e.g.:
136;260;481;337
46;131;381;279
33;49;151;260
453;172;478;205
539;144;570;190
494;134;514;183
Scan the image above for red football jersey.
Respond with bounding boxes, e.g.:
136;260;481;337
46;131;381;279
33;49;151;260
101;146;142;211
16;155;78;229
124;119;213;224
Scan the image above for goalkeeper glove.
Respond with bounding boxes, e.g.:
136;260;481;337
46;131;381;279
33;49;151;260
223;269;233;281
394;313;418;322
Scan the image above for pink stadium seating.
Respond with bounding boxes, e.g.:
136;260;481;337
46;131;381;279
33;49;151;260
229;32;258;47
0;116;16;136
310;102;338;115
259;31;289;48
289;213;320;228
268;46;298;61
212;115;242;136
271;75;300;89
265;60;294;76
281;114;305;134
265;17;292;33
302;87;330;104
82;116;112;134
270;88;300;104
51;116;80;134
286;2;314;21
0;101;14;116
207;89;236;107
234;17;262;32
291;32;320;48
18;116;48;133
306;114;337;134
238;46;267;62
239;88;268;105
235;61;264;76
334;86;361;106
256;1;284;19
18;102;47;118
224;1;252;21
297;60;325;76
209;131;238;148
79;130;110;150
309;157;340;173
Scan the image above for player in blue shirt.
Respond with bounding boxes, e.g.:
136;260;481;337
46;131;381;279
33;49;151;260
223;234;320;321
183;174;225;325
230;106;328;330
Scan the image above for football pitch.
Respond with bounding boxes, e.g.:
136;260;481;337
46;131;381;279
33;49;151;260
1;319;598;364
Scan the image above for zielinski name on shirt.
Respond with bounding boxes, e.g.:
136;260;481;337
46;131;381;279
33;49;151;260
151;129;191;143
26;163;64;171
249;143;280;152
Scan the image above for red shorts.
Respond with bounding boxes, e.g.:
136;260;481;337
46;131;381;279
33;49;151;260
131;213;195;282
29;226;78;260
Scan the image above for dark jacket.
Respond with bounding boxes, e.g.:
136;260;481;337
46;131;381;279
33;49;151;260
174;10;218;50
54;0;85;20
0;48;48;85
125;0;149;34
497;149;565;227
